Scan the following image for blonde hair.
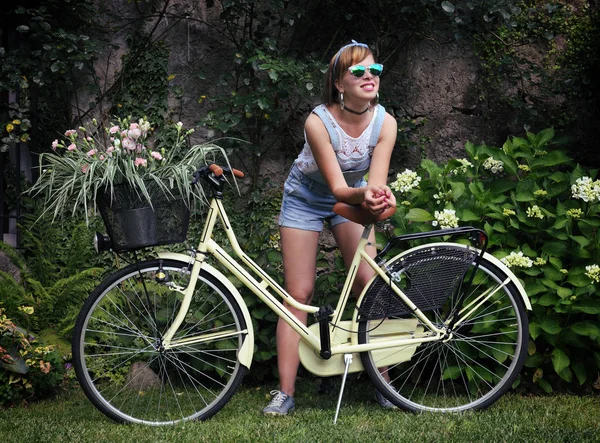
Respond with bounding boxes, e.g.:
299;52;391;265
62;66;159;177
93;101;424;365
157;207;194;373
324;42;374;106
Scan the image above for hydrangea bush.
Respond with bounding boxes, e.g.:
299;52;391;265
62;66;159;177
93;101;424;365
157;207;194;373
388;128;600;393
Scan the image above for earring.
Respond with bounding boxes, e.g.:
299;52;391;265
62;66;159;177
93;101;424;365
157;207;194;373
370;92;379;107
339;92;345;110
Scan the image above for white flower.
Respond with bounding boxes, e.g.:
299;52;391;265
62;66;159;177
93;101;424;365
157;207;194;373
571;177;600;203
390;169;421;193
433;209;459;229
138;118;151;135
526;205;544;219
585;264;600;283
501;251;533;268
483;157;504;174
451;158;473;174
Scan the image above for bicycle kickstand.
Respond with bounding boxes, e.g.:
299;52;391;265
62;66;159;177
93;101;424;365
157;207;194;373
333;353;353;424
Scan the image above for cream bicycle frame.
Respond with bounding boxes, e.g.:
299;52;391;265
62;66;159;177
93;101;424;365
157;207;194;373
158;196;458;359
159;194;531;372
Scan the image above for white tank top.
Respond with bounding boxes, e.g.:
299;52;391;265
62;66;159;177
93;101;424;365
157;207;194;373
294;104;382;184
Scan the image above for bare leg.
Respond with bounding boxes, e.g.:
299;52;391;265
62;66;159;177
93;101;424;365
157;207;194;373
332;221;391;382
277;227;320;397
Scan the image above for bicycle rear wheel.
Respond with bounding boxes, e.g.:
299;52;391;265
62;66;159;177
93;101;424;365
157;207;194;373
73;259;248;425
358;245;528;412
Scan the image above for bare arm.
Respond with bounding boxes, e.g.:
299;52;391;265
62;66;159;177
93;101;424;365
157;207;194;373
305;110;397;213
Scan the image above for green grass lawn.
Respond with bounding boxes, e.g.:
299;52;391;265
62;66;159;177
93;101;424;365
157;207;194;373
1;376;599;443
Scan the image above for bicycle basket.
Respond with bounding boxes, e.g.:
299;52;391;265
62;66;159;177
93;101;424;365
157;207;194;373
98;181;190;252
358;245;478;320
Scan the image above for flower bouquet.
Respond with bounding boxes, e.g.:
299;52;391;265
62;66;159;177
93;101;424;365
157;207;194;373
29;116;232;251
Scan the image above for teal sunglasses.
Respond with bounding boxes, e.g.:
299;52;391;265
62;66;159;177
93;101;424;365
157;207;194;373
347;63;384;77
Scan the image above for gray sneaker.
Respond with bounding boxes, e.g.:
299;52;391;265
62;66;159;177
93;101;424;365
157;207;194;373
263;390;295;416
375;386;398;409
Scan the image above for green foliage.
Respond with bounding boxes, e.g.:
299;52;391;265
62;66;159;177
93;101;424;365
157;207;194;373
110;34;170;122
0;0;104;151
0;308;66;405
199;37;322;186
474;2;600;132
389;127;600;391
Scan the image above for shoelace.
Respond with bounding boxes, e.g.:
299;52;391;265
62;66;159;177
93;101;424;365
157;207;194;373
268;390;288;407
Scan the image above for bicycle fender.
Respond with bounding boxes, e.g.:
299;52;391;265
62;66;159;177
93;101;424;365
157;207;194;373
156;252;255;369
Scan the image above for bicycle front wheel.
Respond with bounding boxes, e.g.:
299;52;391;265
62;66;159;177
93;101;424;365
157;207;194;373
73;259;248;425
358;246;528;412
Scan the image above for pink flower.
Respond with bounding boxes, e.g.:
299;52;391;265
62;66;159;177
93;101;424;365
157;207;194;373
67;144;77;151
128;123;141;139
134;157;147;167
51;139;59;150
106;146;115;153
151;151;163;160
109;125;119;134
64;129;77;137
99;154;105;160
87;149;97;156
81;164;89;173
122;137;136;151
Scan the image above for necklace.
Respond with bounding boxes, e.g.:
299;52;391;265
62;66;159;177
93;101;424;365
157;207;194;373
343;105;370;115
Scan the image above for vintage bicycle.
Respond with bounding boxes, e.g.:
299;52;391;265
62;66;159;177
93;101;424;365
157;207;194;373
72;164;530;425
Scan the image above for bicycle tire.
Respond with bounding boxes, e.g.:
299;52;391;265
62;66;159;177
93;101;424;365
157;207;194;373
358;246;528;412
73;259;248;425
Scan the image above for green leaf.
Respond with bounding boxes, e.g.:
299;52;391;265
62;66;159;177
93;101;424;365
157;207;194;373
571;321;600;339
535;127;555;148
556;287;573;299
405;208;433;222
529;322;541;340
537;293;558;306
442;365;462;380
573;300;600;314
569;235;590;248
558;367;573;383
531;150;572;168
567;273;591;288
458;209;480;222
541;242;568;257
257;98;269;110
539;316;561;335
267;250;282;263
450;181;466;200
537;378;553;393
551;348;570;375
515;190;534;202
571;359;587;385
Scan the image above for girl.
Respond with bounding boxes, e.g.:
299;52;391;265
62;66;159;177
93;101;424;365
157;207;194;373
264;40;398;415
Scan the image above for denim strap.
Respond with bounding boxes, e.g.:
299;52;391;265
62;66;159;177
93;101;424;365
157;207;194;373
312;104;386;152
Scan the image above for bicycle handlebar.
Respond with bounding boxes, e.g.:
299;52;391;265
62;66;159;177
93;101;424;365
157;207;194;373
208;164;245;178
192;164;245;186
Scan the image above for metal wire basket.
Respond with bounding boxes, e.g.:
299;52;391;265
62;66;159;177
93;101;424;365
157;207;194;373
97;181;190;252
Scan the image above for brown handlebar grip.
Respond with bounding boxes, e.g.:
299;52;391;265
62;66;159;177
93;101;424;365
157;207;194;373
209;164;224;176
232;168;245;178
